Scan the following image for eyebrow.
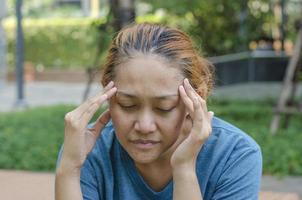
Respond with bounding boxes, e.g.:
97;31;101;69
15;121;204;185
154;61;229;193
116;91;178;100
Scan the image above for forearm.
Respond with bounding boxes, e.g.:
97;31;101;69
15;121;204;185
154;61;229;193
55;166;83;200
173;168;203;200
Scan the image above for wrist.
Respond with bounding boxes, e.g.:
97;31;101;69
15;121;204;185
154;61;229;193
171;160;196;172
56;162;81;179
172;165;196;179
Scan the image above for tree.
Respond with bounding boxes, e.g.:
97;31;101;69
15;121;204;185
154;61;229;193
139;0;273;55
109;0;135;30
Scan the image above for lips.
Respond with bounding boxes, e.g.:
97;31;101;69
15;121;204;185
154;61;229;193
131;139;160;149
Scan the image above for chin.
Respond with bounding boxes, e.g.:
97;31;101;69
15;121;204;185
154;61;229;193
134;157;157;164
128;150;159;164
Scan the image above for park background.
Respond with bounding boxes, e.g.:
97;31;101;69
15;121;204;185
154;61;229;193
0;0;302;199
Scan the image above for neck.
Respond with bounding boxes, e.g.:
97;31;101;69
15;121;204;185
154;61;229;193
135;158;173;192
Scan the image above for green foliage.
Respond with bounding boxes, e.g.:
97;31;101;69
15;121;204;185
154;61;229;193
0;101;301;175
139;0;274;55
4;18;113;69
6;0;82;18
3;1;276;69
0;105;105;171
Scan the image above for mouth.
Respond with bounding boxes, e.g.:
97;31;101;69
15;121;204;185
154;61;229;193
130;139;160;149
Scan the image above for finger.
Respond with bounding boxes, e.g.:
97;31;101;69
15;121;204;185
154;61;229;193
73;82;115;116
191;97;204;136
208;111;214;121
184;78;208;113
187;97;212;147
87;110;111;137
207;111;214;132
79;87;117;125
198;96;208;114
76;86;117;119
183;78;198;102
103;81;114;93
179;85;194;115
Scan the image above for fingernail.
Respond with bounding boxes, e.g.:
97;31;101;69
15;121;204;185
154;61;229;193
108;81;114;86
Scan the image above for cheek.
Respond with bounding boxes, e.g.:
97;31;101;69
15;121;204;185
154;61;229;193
160;108;186;136
109;103;129;133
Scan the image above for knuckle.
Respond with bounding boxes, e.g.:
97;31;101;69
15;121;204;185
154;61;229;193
64;112;73;122
64;112;80;129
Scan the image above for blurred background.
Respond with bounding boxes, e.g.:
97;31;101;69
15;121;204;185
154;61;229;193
0;0;302;199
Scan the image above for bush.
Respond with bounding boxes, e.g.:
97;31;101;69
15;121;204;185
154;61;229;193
3;17;113;69
0;104;105;171
0;100;301;175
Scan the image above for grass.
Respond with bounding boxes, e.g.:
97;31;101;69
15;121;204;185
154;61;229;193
0;100;301;175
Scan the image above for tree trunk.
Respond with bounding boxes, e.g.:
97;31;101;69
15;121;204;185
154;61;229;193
110;0;135;30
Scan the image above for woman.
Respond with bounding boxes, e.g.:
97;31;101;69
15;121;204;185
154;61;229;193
55;23;262;200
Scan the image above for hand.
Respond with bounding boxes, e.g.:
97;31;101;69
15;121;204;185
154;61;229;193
59;81;117;174
170;79;214;171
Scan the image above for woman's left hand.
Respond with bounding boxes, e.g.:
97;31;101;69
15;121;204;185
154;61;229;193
170;78;214;172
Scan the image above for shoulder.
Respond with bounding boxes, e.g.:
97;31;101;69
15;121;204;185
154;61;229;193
200;117;262;199
207;116;260;152
197;116;262;182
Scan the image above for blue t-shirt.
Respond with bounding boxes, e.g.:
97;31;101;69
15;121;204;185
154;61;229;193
57;117;262;200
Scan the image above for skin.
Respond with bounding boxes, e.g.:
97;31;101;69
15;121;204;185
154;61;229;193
110;55;190;190
55;81;117;200
55;54;213;200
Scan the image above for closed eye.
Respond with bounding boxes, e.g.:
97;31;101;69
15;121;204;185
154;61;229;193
118;103;136;110
156;107;175;113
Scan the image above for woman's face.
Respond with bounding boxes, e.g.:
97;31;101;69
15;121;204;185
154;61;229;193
109;54;188;165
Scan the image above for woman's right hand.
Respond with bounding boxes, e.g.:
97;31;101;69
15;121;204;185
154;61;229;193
58;81;117;175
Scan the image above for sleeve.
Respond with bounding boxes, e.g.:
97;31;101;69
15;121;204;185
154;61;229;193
80;158;101;200
211;147;262;200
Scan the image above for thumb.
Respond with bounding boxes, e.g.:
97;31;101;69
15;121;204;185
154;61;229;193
208;111;214;122
91;109;111;137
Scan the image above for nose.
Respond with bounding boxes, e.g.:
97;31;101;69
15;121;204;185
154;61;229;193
134;110;156;134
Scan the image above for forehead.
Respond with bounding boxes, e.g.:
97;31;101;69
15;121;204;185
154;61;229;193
113;54;184;96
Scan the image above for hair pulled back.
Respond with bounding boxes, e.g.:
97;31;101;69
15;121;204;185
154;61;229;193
101;23;214;98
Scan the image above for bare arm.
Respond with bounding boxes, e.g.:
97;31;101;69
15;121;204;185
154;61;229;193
55;167;82;200
173;167;203;200
171;79;213;200
55;82;117;200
